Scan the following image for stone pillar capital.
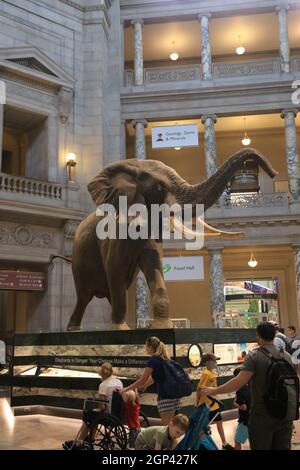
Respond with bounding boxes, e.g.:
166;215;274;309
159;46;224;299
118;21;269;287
275;5;290;14
131;119;148;128
281;108;298;119
208;247;224;255
198;13;212;21
131;19;144;26
201;114;217;124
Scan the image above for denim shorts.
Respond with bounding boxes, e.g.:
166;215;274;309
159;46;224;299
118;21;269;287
235;422;249;444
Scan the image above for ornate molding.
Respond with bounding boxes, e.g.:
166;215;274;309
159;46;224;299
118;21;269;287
222;192;289;209
145;65;201;85
213;59;280;79
0;69;56;94
63;220;79;256
64;220;80;239
0;225;54;248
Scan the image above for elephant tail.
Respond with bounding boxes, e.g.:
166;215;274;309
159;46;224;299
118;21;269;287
49;254;72;270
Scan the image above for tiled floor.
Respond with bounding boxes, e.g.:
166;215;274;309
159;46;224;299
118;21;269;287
0;398;299;450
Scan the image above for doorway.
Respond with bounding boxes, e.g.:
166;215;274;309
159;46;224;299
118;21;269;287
224;277;280;328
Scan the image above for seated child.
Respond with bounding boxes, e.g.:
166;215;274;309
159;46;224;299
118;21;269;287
135;414;189;450
233;367;251;450
121;389;141;448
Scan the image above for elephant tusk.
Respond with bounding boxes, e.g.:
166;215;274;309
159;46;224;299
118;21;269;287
171;218;221;239
196;217;244;239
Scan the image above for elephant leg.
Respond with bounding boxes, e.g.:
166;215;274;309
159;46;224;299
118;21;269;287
106;279;129;330
66;293;93;331
138;240;173;329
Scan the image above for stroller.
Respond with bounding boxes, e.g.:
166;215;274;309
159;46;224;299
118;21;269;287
176;396;224;450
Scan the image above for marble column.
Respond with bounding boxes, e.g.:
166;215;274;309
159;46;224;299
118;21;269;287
136;271;150;326
120;20;125;86
201;114;217;178
131;19;144;86
0;103;3;171
276;6;290;74
293;245;300;328
132;117;149;324
281;108;300;201
199;14;212;80
132;119;147;160
209;249;225;327
121;119;126;159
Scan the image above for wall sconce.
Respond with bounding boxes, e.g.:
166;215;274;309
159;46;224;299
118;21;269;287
66;152;77;181
248;253;258;268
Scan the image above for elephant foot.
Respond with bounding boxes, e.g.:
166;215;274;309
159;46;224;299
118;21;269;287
151;318;173;329
109;322;130;330
66;324;82;332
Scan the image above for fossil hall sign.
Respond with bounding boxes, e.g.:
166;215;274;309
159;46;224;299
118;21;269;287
0;271;47;291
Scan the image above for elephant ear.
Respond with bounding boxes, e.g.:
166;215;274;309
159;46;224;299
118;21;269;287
87;161;140;210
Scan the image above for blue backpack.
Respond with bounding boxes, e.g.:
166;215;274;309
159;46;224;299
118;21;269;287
160;359;192;399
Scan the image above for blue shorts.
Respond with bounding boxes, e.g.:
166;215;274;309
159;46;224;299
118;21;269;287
235;422;249;444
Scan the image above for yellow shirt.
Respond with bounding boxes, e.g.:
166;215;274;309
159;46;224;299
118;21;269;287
197;368;219;411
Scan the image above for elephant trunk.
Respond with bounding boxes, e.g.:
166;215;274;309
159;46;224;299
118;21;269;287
182;148;278;211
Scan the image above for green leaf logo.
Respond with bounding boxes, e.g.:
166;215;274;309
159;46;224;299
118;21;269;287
163;264;172;274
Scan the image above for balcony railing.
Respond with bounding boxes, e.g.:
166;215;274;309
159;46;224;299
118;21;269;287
0;172;66;207
221;192;289;209
124;56;300;88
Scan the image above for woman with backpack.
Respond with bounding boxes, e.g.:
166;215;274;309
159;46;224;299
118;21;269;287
122;336;191;425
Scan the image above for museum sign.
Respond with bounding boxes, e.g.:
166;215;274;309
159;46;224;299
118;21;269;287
152;124;199;149
0;271;47;291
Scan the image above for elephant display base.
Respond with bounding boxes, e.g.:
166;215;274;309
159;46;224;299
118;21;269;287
151;318;173;329
66;324;82;332
109;322;130;330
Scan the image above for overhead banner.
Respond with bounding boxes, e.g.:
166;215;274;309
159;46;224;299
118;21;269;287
152;124;199;149
0;271;47;291
163;256;204;281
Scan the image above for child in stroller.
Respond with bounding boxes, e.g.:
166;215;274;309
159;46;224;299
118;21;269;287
176;396;225;450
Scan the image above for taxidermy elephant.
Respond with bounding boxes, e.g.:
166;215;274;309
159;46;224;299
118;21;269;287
51;148;277;331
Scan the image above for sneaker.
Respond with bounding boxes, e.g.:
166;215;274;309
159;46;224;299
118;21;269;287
222;443;234;450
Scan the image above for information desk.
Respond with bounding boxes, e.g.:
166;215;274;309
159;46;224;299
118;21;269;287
0;328;256;417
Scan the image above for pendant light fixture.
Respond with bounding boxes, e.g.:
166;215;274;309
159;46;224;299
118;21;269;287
236;35;246;55
242;117;251;146
248;253;258;268
170;41;179;61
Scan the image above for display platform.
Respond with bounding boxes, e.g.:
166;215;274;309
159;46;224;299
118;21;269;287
0;328;256;418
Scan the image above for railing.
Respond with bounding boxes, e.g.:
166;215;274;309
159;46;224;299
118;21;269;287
124;55;300;87
221;192;289;209
0;172;65;205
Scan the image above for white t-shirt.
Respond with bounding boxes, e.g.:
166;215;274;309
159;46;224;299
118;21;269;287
274;335;286;352
98;376;123;412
